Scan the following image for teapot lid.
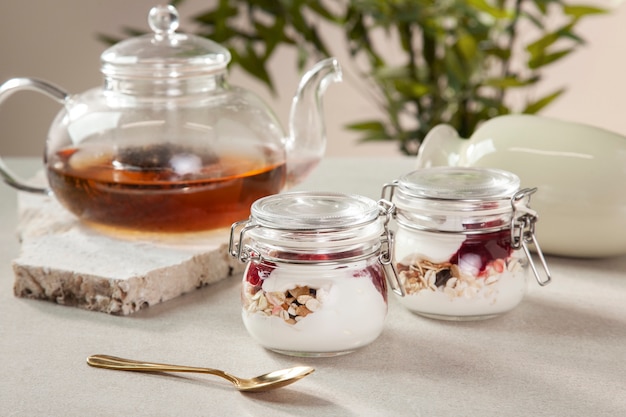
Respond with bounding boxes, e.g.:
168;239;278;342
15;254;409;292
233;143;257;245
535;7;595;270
101;5;231;79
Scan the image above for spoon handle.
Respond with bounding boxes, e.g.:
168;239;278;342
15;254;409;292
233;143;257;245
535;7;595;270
87;354;236;383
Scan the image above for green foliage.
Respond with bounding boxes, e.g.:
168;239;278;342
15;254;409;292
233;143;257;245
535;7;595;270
119;0;608;155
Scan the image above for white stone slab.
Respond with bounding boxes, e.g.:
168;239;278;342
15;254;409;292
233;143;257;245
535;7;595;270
12;191;244;315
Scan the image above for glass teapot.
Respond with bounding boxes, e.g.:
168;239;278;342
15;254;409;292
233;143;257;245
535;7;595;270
0;5;341;233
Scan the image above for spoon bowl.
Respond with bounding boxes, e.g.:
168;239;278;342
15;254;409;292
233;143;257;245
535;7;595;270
86;354;314;393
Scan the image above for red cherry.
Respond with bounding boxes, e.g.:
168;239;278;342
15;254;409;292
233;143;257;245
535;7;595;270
448;229;512;275
246;261;275;286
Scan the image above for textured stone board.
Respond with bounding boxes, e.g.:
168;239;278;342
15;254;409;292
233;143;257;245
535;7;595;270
12;191;244;315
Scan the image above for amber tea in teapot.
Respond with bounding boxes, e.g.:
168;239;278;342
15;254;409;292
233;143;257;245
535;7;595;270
47;144;285;232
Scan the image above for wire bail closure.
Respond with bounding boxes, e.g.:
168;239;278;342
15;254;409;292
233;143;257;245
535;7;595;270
228;220;259;263
380;181;398;202
378;199;405;297
510;188;552;286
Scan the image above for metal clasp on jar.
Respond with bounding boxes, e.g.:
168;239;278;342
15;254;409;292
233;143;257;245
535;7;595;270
229;220;260;263
381;181;398;202
510;188;552;286
378;199;405;297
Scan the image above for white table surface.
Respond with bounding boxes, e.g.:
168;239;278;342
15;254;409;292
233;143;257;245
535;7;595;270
1;157;625;417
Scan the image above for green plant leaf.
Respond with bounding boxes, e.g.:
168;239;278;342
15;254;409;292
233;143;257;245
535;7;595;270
466;0;510;19
358;132;393;143
308;2;340;22
482;76;540;88
521;10;545;29
372;66;411;80
443;47;469;91
394;80;432;98
526;23;574;57
523;88;566;113
563;5;608;18
347;120;393;142
528;48;575;69
457;32;479;63
233;45;276;93
481;45;512;60
297;45;309;71
346;120;387;132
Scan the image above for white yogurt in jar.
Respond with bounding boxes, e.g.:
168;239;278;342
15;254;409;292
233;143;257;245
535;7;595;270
394;229;528;320
241;262;387;356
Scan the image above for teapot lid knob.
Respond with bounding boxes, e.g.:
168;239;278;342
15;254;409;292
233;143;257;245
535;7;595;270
148;5;179;37
101;4;231;79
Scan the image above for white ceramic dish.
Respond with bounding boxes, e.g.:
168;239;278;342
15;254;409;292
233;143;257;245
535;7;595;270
416;114;626;258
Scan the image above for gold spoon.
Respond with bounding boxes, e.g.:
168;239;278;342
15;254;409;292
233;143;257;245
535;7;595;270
86;354;314;393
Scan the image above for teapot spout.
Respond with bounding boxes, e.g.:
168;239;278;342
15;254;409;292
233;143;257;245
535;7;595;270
286;57;342;187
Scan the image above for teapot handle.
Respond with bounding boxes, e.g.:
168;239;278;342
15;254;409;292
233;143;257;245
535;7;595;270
0;78;69;195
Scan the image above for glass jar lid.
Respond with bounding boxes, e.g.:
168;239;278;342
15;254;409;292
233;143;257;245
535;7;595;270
101;5;231;79
250;191;381;230
397;167;520;200
387;167;522;233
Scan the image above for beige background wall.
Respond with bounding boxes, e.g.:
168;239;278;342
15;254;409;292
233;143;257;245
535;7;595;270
1;0;624;158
